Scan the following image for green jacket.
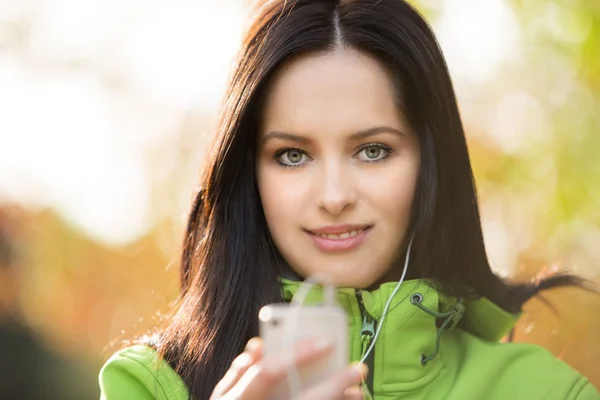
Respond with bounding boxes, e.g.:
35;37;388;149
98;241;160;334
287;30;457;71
99;279;600;399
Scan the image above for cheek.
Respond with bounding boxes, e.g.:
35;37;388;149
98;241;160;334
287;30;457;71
257;165;305;232
366;159;419;226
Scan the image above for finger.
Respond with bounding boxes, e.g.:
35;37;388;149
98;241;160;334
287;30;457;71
295;363;368;400
343;386;365;400
211;338;263;397
245;337;263;358
233;338;333;398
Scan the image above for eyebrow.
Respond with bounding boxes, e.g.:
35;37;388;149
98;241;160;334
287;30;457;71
261;125;406;144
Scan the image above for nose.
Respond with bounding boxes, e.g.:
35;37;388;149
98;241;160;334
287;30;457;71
316;160;357;216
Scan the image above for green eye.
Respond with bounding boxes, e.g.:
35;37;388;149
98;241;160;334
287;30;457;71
356;144;391;163
365;146;382;159
286;150;303;163
275;148;310;167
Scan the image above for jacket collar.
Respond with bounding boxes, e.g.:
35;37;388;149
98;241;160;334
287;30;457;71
280;278;520;388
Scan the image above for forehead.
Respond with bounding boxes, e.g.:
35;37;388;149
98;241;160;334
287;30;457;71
260;48;405;136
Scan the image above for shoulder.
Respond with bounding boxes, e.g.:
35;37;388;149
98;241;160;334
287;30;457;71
99;344;189;400
498;342;599;399
445;331;600;399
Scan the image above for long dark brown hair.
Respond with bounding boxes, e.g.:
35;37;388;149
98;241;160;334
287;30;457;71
157;1;588;398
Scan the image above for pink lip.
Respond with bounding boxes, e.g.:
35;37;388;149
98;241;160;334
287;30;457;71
305;225;372;252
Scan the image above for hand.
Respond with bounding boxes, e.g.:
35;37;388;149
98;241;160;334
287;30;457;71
210;337;368;400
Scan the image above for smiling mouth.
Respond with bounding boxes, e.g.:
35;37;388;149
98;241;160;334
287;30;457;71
312;228;367;240
304;225;373;252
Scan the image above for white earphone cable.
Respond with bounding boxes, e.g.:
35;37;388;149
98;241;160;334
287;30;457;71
359;236;413;364
284;273;335;397
284;237;414;398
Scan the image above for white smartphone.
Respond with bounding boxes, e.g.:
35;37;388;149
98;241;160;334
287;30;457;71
259;303;348;399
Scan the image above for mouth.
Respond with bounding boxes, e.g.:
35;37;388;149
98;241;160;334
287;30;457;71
304;224;373;252
311;227;368;239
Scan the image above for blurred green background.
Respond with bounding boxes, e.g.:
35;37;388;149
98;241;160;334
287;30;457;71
0;0;598;397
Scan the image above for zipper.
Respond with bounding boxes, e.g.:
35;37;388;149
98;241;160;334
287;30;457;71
356;290;375;398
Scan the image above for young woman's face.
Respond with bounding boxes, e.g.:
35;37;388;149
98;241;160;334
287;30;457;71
256;48;420;288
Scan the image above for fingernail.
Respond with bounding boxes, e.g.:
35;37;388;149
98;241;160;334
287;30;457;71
352;363;368;380
312;338;332;350
344;386;364;399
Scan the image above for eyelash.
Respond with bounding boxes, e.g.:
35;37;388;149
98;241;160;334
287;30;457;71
356;143;393;163
274;147;309;169
273;143;393;169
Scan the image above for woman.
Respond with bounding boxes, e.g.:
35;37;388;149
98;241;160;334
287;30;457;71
99;0;599;399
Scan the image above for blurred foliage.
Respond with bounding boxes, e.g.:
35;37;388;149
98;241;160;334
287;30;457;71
0;0;599;397
469;0;600;384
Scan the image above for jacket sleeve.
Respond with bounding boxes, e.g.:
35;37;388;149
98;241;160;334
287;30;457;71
99;345;189;400
571;376;600;400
